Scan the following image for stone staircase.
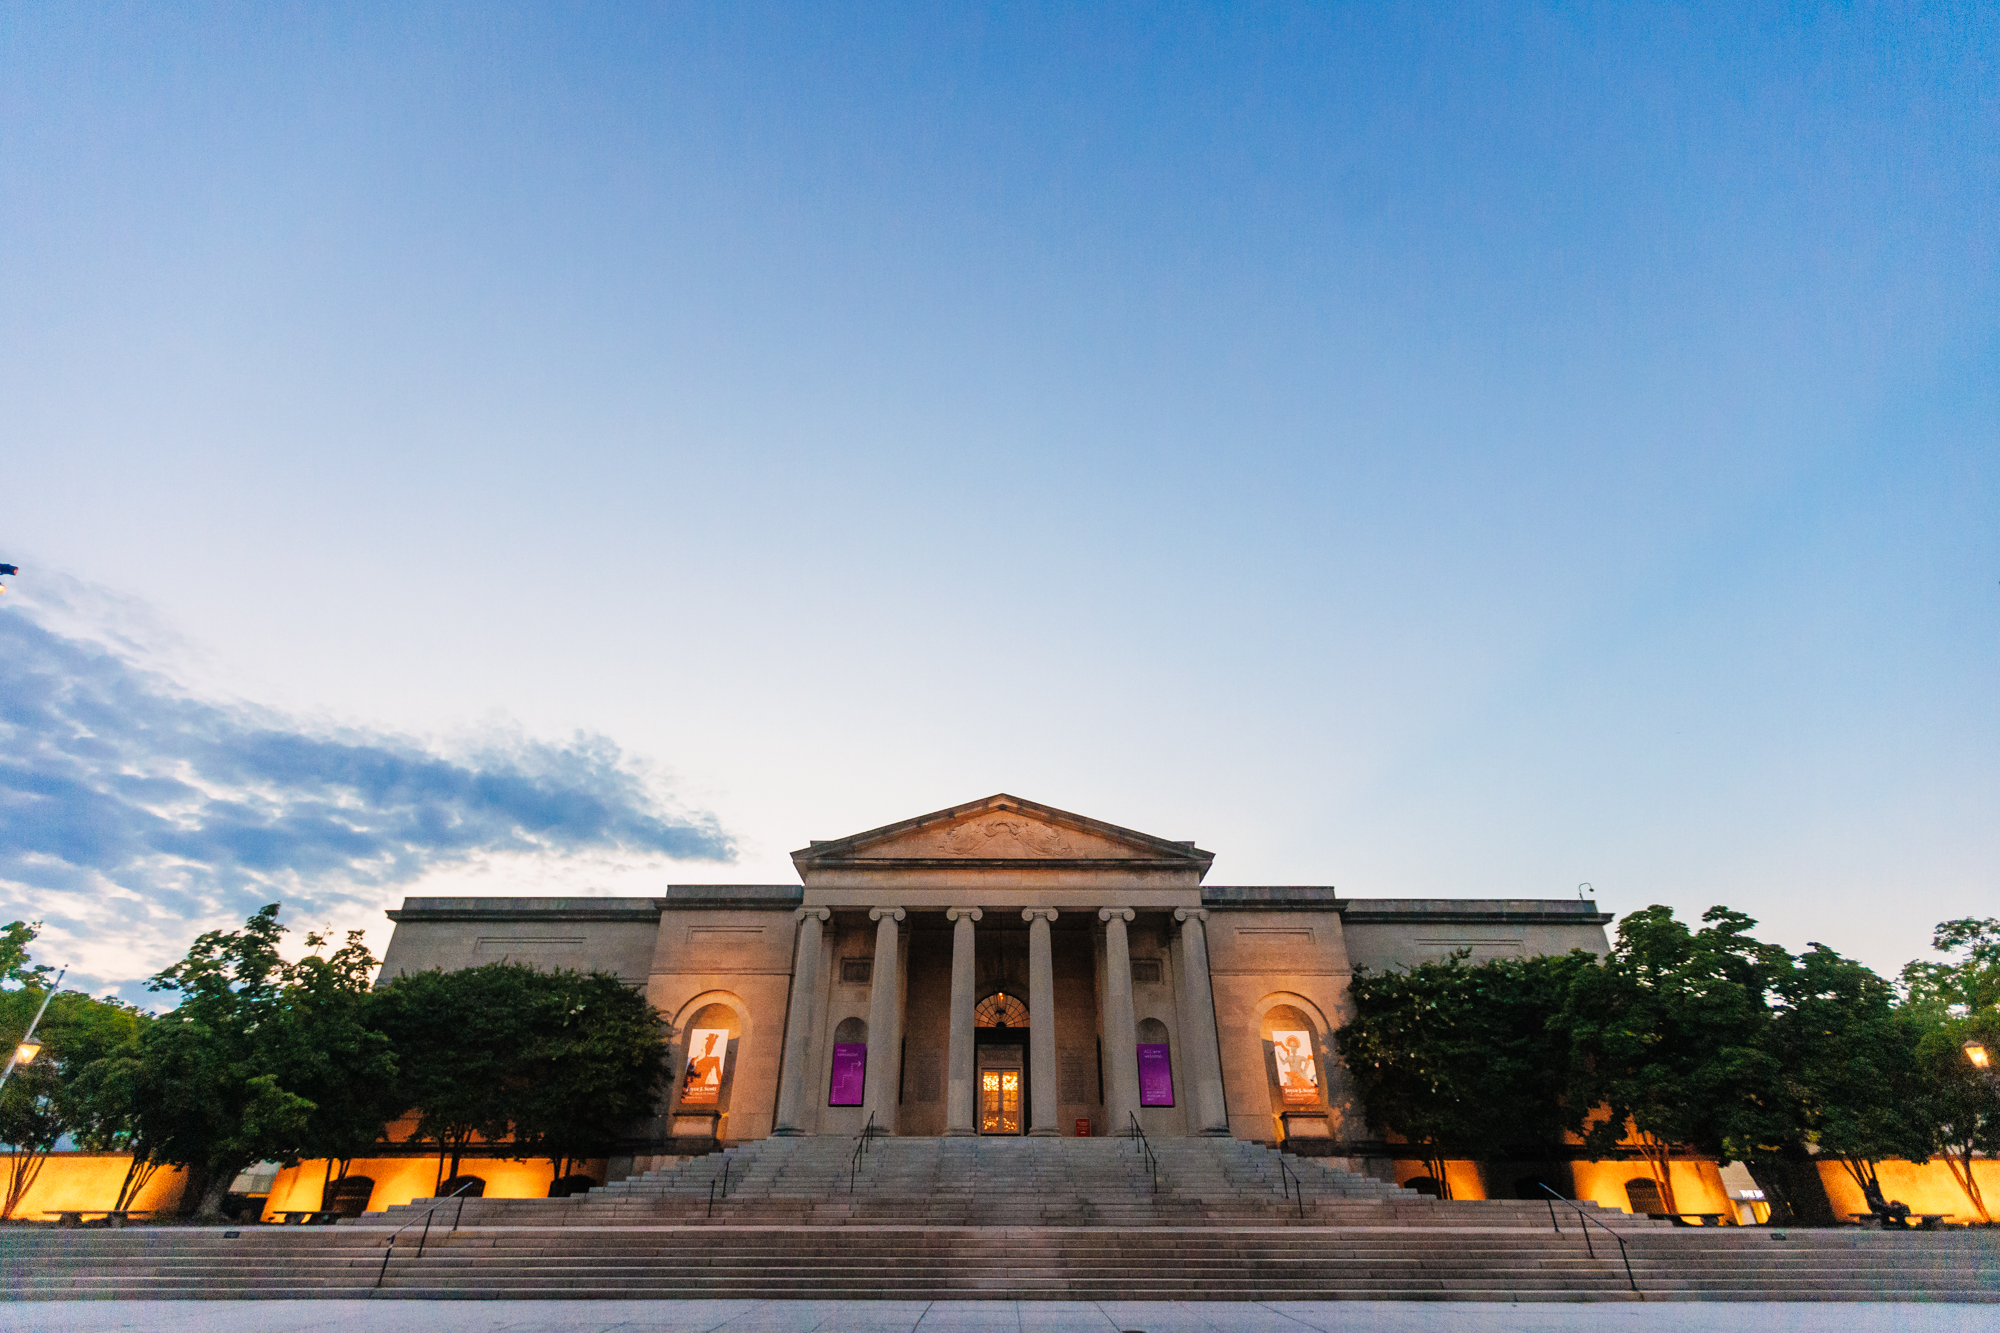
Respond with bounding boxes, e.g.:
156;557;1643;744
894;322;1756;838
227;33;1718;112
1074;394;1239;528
5;1220;1995;1301
386;1134;1620;1229
4;1136;1994;1302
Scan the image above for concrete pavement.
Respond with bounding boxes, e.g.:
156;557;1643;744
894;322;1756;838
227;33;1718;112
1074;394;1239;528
6;1302;2000;1333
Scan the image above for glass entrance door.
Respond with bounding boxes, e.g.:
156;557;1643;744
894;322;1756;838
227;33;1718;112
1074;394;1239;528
980;1069;1022;1134
976;1043;1025;1134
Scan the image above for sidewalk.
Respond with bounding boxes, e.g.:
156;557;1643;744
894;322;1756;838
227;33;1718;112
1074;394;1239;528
6;1302;1999;1333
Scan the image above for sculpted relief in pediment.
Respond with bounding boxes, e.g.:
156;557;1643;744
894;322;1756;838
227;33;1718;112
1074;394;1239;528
938;816;1077;858
850;811;1146;860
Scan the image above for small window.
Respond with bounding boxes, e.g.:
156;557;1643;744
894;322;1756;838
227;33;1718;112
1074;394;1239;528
1130;959;1162;984
840;958;873;984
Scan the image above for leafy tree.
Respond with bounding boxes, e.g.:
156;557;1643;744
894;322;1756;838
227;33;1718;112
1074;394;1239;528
123;905;395;1219
1767;943;1930;1208
374;963;546;1190
512;970;668;1181
1900;919;2000;1223
0;920;54;989
1910;1011;2000;1223
1561;906;1798;1218
1901;918;2000;1014
375;963;668;1190
0;924;149;1218
1338;950;1590;1198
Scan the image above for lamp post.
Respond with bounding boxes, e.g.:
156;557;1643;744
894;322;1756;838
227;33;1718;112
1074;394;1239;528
0;967;65;1093
1966;1041;1994;1078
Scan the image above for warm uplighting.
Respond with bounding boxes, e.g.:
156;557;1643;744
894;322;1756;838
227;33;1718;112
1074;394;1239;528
1966;1041;1992;1070
13;1037;42;1065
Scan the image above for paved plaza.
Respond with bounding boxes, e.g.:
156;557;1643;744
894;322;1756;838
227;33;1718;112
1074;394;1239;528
6;1303;1999;1333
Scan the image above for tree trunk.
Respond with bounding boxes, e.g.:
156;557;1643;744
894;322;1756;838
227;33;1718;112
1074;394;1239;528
192;1158;246;1223
318;1158;352;1212
1943;1145;1992;1223
1745;1153;1837;1227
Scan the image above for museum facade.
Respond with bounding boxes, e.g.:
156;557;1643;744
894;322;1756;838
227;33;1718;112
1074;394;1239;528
379;794;1613;1167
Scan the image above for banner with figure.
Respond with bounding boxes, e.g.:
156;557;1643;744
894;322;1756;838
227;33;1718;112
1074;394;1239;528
681;1028;730;1106
1271;1030;1318;1106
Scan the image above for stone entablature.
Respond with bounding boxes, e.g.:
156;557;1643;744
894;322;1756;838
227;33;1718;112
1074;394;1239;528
377;794;1614;1160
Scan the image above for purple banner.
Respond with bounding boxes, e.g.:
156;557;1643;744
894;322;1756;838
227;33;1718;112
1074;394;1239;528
829;1042;866;1106
1137;1043;1174;1107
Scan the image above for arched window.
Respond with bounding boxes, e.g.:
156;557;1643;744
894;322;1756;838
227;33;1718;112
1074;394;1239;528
975;992;1029;1029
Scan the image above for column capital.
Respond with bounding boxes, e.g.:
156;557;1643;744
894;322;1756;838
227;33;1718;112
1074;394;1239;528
1098;907;1135;923
1173;907;1210;924
946;906;983;923
796;907;831;922
1020;907;1059;923
869;906;906;923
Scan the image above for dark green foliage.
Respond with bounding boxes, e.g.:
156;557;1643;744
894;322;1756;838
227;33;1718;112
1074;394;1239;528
0;927;149;1217
119;905;397;1219
374;963;667;1188
512;970;670;1179
1337;904;1989;1226
1900;918;2000;1014
1769;944;1929;1204
1337;950;1594;1197
1562;907;1792;1215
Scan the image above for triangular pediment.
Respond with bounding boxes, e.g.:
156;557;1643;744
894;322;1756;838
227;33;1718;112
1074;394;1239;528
791;794;1213;869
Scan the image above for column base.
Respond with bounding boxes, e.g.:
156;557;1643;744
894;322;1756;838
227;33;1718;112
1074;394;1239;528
942;1127;977;1136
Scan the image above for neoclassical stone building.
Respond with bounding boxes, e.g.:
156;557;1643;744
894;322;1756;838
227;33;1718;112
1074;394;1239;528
381;795;1611;1168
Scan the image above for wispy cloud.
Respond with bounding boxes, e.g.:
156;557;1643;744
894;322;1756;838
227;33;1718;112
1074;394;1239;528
0;591;732;994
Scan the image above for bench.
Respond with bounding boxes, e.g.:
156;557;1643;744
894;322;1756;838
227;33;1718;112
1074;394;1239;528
1850;1211;1954;1230
43;1210;150;1228
271;1209;344;1225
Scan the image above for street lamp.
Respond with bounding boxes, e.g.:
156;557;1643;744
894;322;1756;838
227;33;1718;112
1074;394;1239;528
0;965;65;1092
1966;1041;1992;1071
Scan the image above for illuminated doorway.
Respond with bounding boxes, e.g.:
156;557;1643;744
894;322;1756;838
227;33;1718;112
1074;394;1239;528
974;991;1029;1135
978;1052;1024;1134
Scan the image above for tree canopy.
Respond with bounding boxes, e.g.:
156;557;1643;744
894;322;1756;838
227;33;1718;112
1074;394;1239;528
1338;904;1999;1224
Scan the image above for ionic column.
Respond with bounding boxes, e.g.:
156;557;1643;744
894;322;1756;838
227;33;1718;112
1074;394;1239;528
944;906;982;1135
771;906;831;1135
1099;908;1141;1136
1022;908;1059;1136
1174;907;1230;1135
861;907;905;1133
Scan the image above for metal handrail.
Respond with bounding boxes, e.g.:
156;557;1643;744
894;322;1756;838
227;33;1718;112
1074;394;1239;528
1126;1112;1158;1196
848;1112;878;1195
706;1155;733;1219
1537;1183;1641;1296
371;1177;481;1290
1276;1152;1305;1219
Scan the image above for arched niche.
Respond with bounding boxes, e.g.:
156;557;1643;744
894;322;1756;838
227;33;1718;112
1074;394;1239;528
828;1016;868;1106
671;992;749;1138
1254;994;1330;1136
1135;1016;1175;1109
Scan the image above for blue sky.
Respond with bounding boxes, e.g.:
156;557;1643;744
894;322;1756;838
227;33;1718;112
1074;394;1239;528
2;2;1994;994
